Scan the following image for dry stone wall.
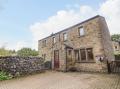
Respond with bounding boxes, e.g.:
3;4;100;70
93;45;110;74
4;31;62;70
0;56;44;77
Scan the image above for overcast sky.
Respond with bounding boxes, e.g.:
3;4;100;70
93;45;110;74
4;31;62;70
0;0;120;50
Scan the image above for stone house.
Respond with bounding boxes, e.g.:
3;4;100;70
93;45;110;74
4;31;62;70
38;15;114;72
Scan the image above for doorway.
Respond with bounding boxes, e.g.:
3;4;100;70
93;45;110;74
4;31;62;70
54;50;59;69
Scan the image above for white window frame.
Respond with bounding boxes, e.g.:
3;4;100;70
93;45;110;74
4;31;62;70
79;27;85;36
44;40;47;47
53;37;56;44
63;33;67;41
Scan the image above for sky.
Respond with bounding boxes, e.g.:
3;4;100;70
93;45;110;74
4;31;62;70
0;0;120;50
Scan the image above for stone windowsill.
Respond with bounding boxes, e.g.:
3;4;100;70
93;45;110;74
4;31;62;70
76;61;96;63
78;35;85;38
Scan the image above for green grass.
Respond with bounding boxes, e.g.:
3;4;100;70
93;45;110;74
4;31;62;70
0;71;12;81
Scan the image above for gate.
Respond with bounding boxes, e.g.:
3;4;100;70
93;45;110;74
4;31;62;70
109;61;120;73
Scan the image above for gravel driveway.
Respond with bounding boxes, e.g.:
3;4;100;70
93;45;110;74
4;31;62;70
0;71;120;89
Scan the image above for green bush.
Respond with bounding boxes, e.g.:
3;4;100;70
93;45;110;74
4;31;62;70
0;71;12;81
0;48;16;56
17;48;39;57
111;34;120;42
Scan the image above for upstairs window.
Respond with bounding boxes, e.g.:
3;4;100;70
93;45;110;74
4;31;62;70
63;33;67;41
79;27;85;36
53;37;56;44
44;40;47;47
42;41;44;47
42;40;47;47
115;46;118;50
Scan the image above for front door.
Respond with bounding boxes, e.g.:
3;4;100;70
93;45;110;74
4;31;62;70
54;50;59;69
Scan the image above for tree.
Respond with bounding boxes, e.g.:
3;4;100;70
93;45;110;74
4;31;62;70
111;34;120;42
17;48;39;57
0;48;13;56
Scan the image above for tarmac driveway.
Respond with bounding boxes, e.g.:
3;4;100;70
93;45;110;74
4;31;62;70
0;71;120;89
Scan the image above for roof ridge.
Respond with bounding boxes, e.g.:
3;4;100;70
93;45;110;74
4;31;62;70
39;15;102;41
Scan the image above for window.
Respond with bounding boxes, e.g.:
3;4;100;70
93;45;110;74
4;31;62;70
42;54;46;60
42;41;44;47
80;49;86;61
59;34;61;41
63;33;67;41
79;27;85;36
67;49;72;62
44;40;47;47
53;37;56;44
75;50;79;61
86;48;94;61
115;46;118;50
42;40;47;47
75;48;94;62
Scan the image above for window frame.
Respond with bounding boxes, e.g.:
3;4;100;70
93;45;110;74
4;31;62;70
86;48;94;61
42;40;47;47
53;37;56;44
78;26;85;37
74;48;94;63
80;48;87;61
74;50;80;62
44;40;47;47
63;33;67;41
42;40;44;48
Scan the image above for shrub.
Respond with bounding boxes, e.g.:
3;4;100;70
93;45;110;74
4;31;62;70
0;48;15;56
17;48;39;57
115;54;120;60
0;71;12;81
111;34;120;42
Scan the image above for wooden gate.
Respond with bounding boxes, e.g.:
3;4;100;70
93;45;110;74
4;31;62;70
108;61;120;73
54;50;59;69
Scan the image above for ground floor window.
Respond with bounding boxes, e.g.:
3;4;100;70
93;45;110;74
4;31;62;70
86;48;94;61
75;48;94;62
80;49;86;61
75;50;79;61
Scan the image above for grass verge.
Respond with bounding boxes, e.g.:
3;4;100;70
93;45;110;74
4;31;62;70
0;71;12;81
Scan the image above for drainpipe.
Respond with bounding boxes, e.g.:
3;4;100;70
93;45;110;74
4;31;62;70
65;47;67;72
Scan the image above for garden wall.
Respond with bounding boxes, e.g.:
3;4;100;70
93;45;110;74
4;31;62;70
0;56;44;77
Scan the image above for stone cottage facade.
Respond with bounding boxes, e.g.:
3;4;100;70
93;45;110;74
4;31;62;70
38;15;114;72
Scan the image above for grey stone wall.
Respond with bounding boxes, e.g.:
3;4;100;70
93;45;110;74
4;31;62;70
75;62;108;73
0;56;44;77
99;17;115;62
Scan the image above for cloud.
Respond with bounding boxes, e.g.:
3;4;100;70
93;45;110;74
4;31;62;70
0;41;8;48
14;41;30;51
3;0;119;50
30;0;120;48
0;41;34;51
30;5;97;41
99;0;120;34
